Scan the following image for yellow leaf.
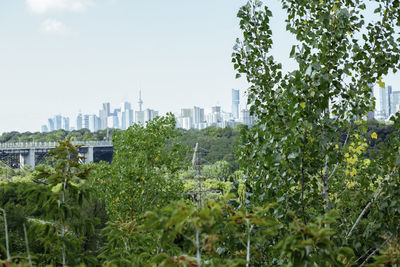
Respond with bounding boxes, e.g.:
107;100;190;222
371;132;378;139
310;137;315;142
51;183;62;193
377;77;385;88
347;181;356;188
364;159;371;166
300;102;306;109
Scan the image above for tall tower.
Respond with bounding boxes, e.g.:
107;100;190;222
232;89;240;119
388;85;393;116
76;112;83;130
138;90;143;112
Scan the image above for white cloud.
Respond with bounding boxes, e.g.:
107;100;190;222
41;18;69;35
26;0;94;14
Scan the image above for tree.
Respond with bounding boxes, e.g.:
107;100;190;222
233;0;400;264
30;140;94;266
95;114;189;218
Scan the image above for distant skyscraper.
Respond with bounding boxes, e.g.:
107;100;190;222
232;89;240;119
55;115;62;130
391;90;400;115
101;102;111;129
119;101;133;130
378;86;390;118
138;90;143;112
83;115;90;129
41;125;48;133
103;102;111;115
76;113;83;130
193;106;204;124
376;85;400;119
97;116;102;131
89;115;99;132
62;117;70;131
48;118;55;131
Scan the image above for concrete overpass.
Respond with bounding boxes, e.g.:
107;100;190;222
0;141;113;169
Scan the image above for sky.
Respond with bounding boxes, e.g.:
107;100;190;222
0;0;398;133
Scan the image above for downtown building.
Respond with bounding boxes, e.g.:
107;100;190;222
175;89;255;130
375;85;400;120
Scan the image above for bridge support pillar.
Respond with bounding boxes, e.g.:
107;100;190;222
85;146;94;163
20;149;35;169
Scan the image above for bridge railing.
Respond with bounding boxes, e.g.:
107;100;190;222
0;140;113;149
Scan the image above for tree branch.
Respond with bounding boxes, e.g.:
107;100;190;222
32;179;48;185
346;169;396;239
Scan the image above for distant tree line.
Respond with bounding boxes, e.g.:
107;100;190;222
0;120;392;165
0;125;245;169
0;129;112;143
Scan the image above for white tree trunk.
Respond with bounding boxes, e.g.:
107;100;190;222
196;228;201;266
246;221;254;267
23;223;33;267
0;208;10;262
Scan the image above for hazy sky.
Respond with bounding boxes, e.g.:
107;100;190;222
0;0;398;133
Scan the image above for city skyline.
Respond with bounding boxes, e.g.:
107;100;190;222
40;88;254;133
